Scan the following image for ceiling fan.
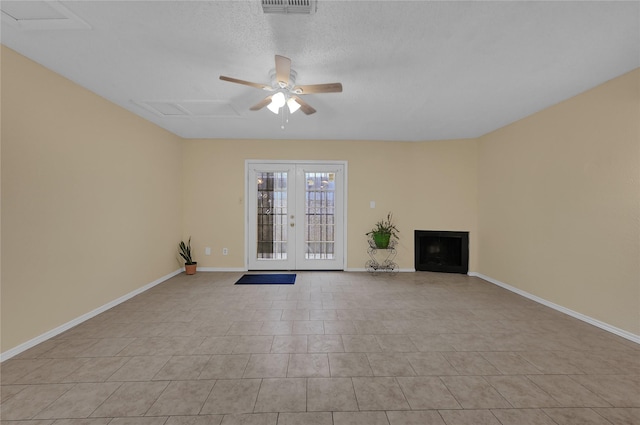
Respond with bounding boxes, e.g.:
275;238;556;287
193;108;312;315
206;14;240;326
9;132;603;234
220;55;342;116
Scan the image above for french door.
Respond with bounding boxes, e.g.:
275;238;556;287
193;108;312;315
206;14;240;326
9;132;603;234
247;161;346;270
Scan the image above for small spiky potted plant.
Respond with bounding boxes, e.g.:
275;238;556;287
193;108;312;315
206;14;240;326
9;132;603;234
366;212;399;249
178;237;197;275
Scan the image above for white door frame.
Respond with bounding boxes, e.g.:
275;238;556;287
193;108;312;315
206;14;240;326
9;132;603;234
245;159;348;270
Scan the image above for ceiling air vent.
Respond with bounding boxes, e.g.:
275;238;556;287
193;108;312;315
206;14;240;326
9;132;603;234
262;0;317;15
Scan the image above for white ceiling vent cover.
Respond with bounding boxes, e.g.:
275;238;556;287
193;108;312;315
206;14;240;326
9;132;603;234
262;0;317;15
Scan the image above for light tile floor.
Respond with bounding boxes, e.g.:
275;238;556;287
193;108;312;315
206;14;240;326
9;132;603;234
2;271;639;425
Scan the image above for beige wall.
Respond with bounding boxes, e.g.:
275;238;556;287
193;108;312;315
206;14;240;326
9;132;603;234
181;139;478;272
477;68;640;335
1;47;184;352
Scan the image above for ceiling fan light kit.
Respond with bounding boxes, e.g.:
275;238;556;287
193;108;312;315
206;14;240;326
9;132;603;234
287;97;301;114
219;54;342;119
267;92;286;114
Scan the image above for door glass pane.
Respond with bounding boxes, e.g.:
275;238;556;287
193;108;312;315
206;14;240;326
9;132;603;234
256;172;288;259
305;172;335;260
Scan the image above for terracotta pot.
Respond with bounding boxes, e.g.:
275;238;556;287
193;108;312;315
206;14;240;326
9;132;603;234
185;262;197;275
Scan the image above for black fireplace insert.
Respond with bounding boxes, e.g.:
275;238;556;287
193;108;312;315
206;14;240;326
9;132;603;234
414;230;469;274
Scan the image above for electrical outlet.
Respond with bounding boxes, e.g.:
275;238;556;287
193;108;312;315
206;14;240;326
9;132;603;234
222;248;228;255
205;247;211;256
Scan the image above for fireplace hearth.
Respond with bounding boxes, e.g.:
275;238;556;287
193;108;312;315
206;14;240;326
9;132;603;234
414;230;469;274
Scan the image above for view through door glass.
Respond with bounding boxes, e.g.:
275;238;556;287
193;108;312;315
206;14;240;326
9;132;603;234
256;171;288;260
304;171;335;260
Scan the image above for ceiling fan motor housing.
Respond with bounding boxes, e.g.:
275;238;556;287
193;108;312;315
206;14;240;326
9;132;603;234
269;69;297;90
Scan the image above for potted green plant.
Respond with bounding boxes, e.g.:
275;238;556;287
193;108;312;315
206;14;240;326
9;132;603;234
178;237;197;275
366;212;399;249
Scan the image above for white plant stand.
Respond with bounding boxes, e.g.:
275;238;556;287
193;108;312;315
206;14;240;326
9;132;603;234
365;239;398;273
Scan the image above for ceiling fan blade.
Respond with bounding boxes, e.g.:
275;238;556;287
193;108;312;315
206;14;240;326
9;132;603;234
219;75;273;91
275;55;291;88
250;96;273;111
293;82;343;94
291;95;316;115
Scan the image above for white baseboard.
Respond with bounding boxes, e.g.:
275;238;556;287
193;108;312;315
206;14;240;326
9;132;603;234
197;267;415;273
197;268;417;273
345;268;415;272
197;267;247;272
469;272;640;345
0;268;183;362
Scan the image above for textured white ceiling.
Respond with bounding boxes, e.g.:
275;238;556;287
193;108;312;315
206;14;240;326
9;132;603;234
2;0;639;141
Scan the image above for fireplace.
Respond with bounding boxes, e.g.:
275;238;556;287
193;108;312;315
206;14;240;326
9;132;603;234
414;230;469;274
